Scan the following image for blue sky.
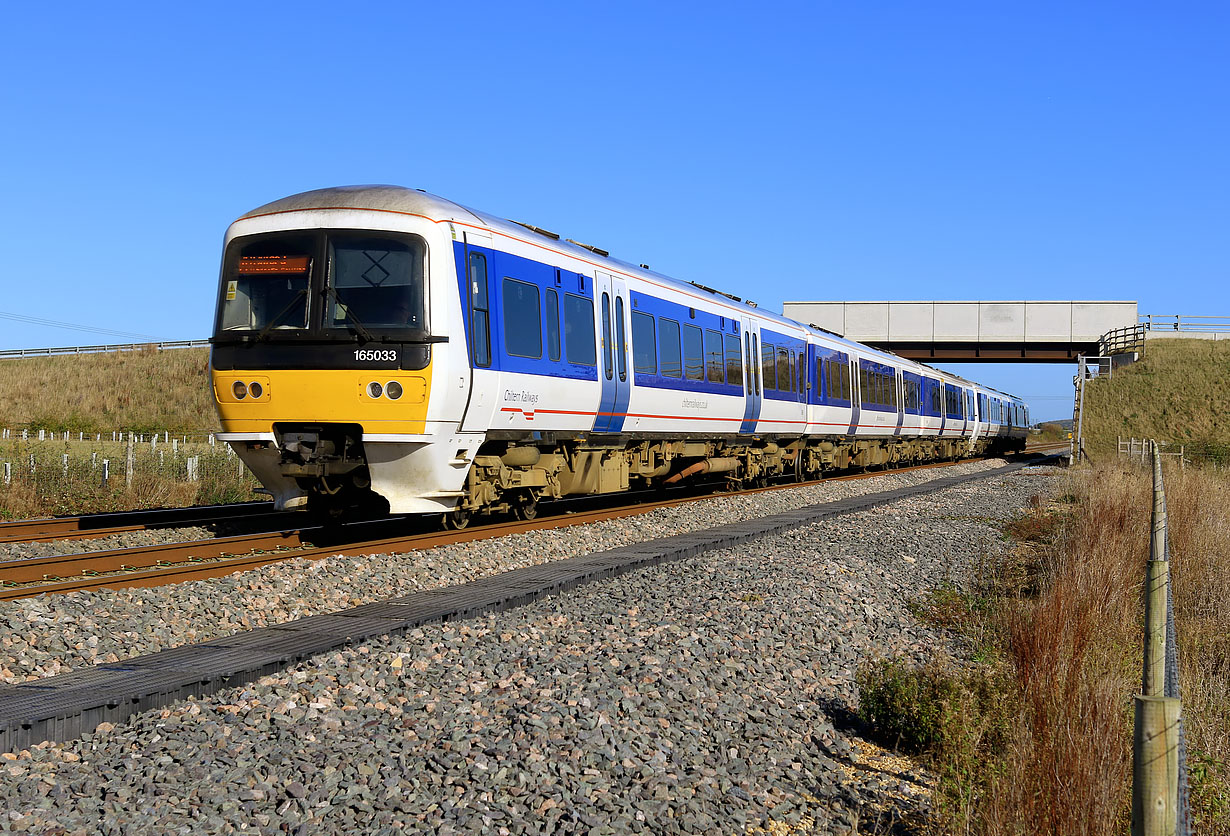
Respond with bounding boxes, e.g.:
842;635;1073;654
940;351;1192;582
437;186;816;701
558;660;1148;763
2;2;1226;421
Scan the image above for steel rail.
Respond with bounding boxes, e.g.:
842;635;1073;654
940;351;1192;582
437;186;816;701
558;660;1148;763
0;448;1062;600
0;501;277;544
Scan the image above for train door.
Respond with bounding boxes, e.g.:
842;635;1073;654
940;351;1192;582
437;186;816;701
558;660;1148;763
739;317;761;433
592;271;629;432
803;342;815;431
846;356;861;435
459;231;495;433
894;370;905;435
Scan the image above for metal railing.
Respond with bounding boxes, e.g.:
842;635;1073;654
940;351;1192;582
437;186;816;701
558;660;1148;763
1100;323;1146;356
1141;314;1230;333
1132;441;1190;836
0;339;209;359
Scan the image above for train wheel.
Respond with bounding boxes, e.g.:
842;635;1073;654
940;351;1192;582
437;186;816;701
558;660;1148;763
444;508;472;530
513;494;539;521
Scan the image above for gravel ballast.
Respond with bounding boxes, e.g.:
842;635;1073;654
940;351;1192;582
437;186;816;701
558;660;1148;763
0;463;1063;834
3;459;1014;685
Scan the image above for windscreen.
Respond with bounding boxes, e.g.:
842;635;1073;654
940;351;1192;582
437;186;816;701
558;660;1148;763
218;235;313;332
326;235;426;333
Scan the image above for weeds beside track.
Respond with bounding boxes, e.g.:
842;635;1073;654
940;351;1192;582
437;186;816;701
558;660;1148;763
857;461;1229;834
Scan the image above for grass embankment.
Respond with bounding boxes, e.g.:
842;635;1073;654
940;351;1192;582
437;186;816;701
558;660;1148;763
1081;339;1230;461
0;348;264;517
0;347;216;434
857;463;1230;834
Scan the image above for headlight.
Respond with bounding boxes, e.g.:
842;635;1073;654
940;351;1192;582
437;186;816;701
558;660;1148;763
232;381;248;400
385;381;403;400
367;381;383;399
248;381;264;399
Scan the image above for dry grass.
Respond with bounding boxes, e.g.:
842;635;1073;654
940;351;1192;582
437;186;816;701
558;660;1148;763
979;467;1143;835
981;462;1230;834
0;440;260;518
1164;465;1230;828
1081;339;1230;460
0;347;217;434
861;461;1230;834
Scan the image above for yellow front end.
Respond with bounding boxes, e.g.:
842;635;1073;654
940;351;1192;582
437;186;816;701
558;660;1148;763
212;368;431;435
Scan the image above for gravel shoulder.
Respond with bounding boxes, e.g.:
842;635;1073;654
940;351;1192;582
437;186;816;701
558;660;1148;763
0;463;1063;835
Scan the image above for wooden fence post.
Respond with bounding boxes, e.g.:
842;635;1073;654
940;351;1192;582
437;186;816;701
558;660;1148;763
1132;695;1180;836
1144;559;1168;696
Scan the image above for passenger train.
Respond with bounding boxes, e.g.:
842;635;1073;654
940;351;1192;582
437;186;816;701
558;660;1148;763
210;186;1029;525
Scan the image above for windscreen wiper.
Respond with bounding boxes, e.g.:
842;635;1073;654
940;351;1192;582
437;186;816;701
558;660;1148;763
252;288;308;344
323;286;376;343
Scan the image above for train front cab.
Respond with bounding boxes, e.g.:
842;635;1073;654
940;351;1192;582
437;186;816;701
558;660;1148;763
210;215;475;516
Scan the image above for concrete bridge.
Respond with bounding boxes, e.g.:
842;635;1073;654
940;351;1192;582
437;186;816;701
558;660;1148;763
781;300;1138;362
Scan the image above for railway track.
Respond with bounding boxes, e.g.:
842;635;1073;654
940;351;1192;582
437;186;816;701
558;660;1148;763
0;447;1066;601
0;501;286;544
0;450;1067;753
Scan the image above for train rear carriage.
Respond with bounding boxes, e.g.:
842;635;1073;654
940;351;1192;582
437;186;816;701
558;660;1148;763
210;185;1029;523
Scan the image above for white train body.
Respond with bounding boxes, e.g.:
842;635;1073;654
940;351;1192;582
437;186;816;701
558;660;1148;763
209;186;1029;521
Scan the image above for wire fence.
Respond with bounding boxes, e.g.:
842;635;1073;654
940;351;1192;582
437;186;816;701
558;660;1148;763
1132;440;1190;836
0;431;260;517
1119;437;1230;470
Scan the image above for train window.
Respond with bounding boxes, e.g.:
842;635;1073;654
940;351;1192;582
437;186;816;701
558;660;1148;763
327;235;426;332
615;296;627;383
601;292;613;380
221;234;315;333
682;324;704;381
725;334;742;392
776;348;790;393
798;352;805;397
503;278;542;359
747;331;757;395
745;334;753;392
632;311;657;374
761;342;776;391
705;329;724;384
468;252;491;367
563;293;596;366
545;289;560;362
659;318;682;377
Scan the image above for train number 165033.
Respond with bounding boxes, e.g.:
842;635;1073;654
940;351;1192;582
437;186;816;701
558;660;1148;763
354;349;398;362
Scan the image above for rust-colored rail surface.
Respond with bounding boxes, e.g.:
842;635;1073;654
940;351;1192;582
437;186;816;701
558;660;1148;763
0;448;1063;601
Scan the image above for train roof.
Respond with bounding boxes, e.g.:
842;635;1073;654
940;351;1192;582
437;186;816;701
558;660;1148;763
238;186;1025;403
239;184;488;226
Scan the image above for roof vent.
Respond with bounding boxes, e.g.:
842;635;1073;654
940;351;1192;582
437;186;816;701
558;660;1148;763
689;281;745;304
566;239;609;257
510;220;560;240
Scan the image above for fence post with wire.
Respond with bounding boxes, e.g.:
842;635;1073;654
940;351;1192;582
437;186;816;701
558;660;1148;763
1131;440;1190;836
